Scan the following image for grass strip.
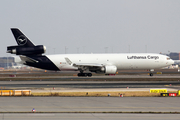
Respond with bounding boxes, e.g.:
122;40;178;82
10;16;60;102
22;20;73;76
31;91;179;97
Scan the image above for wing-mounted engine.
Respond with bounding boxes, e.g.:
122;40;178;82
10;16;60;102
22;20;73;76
90;65;117;74
102;65;117;74
7;45;46;55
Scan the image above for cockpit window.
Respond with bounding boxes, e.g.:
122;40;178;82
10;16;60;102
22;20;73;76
167;57;170;60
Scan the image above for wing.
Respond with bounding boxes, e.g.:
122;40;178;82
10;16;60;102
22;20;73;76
64;57;117;75
73;63;103;67
65;57;103;71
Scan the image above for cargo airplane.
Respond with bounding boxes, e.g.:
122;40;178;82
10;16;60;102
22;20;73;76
7;28;174;77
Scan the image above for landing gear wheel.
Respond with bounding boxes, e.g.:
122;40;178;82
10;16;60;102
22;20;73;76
149;73;153;76
77;73;92;77
84;73;88;77
87;73;92;77
78;73;83;77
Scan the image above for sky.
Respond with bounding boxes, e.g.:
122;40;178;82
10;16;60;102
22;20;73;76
1;0;180;56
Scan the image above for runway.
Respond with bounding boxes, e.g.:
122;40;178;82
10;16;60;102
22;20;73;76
1;113;180;120
1;97;180;112
0;97;180;120
0;75;180;119
1;75;180;83
3;74;180;78
0;81;180;89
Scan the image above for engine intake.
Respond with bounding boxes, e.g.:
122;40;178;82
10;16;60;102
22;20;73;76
91;65;117;74
103;65;117;74
7;45;46;55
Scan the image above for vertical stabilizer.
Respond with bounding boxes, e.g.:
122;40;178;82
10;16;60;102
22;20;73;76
11;28;35;47
8;28;46;55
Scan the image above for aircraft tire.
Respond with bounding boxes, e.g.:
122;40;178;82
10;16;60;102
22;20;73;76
78;73;92;77
78;73;83;77
149;73;153;76
87;73;92;77
84;73;88;77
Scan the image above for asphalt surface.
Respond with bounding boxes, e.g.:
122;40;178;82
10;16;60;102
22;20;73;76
2;75;180;81
0;113;179;120
0;81;180;89
3;74;180;78
1;97;179;112
5;74;180;78
0;97;180;120
0;74;180;119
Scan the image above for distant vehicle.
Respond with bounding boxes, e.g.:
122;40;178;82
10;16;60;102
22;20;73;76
11;65;22;69
7;28;174;77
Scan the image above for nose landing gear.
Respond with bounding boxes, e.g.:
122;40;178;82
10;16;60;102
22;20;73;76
149;69;154;77
149;73;153;76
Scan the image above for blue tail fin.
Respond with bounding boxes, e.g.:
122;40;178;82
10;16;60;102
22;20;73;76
11;28;35;47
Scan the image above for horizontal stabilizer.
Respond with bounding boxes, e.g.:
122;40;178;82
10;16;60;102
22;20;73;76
20;56;39;63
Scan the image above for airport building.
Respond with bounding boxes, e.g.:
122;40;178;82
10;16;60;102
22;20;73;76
169;52;180;60
0;57;14;69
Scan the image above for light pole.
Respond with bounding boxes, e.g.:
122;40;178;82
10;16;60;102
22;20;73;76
53;48;56;54
6;56;8;69
104;47;108;53
65;46;68;54
77;47;79;53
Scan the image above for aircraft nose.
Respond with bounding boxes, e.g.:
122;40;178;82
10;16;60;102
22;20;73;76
169;59;174;65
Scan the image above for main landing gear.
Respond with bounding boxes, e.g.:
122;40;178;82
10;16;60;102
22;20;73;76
78;73;92;77
149;73;153;76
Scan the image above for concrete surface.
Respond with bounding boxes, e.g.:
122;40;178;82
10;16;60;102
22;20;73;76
0;97;179;112
0;113;179;120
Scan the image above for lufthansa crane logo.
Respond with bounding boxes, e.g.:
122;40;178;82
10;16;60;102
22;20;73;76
17;35;27;45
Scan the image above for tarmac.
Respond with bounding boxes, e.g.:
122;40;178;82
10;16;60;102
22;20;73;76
0;113;180;120
0;97;179;112
0;74;180;119
0;80;180;89
0;97;180;120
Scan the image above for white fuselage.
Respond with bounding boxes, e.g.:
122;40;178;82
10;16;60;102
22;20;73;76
46;53;174;71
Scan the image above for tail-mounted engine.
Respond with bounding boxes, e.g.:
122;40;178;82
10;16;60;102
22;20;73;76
7;45;46;55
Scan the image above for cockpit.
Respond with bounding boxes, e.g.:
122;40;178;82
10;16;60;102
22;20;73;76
166;57;171;60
